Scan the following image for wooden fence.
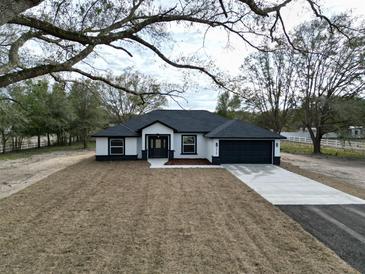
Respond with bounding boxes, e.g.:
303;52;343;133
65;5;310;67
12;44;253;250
0;136;57;153
285;136;365;151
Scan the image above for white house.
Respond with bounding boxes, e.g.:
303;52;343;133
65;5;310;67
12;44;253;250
349;126;364;138
92;110;285;165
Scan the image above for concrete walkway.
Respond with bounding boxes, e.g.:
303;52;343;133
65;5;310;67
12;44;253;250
224;164;365;205
148;158;169;168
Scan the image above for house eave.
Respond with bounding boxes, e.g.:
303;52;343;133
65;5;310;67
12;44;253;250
136;120;178;132
206;136;287;139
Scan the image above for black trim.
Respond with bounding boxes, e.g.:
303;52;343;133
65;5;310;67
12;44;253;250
108;137;125;156
145;134;171;158
92;134;140;138
168;150;174;160
148;135;169;158
96;155;138;161
145;134;171;150
181;134;197;155
207;137;286;140
137;120;177;132
211;156;220;165
273;157;281;165
141;150;147;160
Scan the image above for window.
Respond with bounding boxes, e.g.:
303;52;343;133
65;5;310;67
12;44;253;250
182;135;196;154
110;138;124;155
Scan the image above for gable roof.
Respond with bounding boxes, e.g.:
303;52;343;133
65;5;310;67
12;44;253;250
137;120;178;132
92;110;227;137
92;123;138;137
124;110;228;133
92;110;285;139
205;119;285;139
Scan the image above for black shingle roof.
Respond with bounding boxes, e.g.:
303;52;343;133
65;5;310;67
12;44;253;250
92;124;138;137
205;119;285;139
92;110;285;139
123;110;228;132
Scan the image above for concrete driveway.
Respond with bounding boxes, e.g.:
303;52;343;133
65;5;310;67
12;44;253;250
224;164;365;205
224;164;365;273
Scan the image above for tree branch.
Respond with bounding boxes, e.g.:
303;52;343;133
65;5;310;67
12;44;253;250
0;0;44;26
129;35;227;89
0;45;94;87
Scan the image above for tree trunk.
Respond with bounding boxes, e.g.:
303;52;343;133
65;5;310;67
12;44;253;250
1;132;6;154
2;139;6;154
11;137;15;151
47;133;50;146
18;137;23;150
308;126;322;154
83;137;87;149
313;137;321;154
37;135;41;148
83;129;88;149
69;134;72;146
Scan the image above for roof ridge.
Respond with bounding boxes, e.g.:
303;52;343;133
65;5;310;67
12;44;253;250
207;119;236;135
153;109;211;111
120;123;136;133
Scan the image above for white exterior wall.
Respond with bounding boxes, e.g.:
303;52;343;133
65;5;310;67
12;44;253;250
274;140;280;157
206;138;213;162
174;133;209;159
95;137;108;155
137;137;142;159
205;138;219;162
212;139;219;157
125;137;138;155
141;122;174;150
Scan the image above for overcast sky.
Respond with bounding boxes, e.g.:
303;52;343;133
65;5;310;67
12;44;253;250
89;0;365;111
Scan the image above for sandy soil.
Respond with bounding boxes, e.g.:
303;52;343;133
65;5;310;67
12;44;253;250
0;159;355;273
0;150;94;199
282;159;365;201
282;153;365;189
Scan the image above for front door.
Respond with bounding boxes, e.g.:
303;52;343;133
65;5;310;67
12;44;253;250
148;136;168;158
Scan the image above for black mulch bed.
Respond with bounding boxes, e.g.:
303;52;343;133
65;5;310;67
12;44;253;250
165;158;212;165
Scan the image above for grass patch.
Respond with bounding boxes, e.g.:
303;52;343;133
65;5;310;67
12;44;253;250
0;141;95;161
281;141;365;159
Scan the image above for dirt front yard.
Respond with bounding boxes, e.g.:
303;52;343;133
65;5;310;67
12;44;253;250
282;152;365;200
0;159;355;273
0;150;94;199
282;153;365;188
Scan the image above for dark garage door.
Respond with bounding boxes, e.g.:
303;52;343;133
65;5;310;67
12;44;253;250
219;140;273;164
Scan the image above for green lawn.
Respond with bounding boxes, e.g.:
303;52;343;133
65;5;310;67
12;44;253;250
0;141;95;161
281;141;365;159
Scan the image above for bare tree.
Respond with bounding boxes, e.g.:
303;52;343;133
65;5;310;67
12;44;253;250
294;16;365;153
0;0;347;97
238;48;297;133
100;72;167;123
